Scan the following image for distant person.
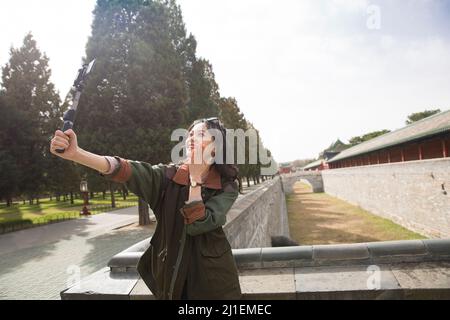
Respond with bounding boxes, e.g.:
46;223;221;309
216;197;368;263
50;118;242;300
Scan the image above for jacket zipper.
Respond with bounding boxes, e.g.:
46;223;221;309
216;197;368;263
168;224;187;300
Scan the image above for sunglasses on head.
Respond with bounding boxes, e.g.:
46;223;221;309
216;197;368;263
189;117;222;131
192;117;220;125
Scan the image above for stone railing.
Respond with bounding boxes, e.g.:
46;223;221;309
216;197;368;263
61;239;450;300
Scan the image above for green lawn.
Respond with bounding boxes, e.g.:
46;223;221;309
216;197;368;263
288;183;426;245
0;193;139;227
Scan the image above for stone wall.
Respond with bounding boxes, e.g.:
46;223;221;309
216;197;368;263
224;177;290;249
322;158;450;238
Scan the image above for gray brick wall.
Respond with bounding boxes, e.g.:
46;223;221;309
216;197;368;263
224;178;290;249
322;158;450;238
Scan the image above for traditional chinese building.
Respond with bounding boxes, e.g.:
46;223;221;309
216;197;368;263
328;110;450;169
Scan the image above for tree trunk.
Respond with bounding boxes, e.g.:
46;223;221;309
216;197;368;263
246;177;250;187
109;183;116;208
102;191;106;200
6;197;12;207
138;198;150;226
122;186;127;201
29;197;33;205
36;197;40;205
70;192;74;205
56;193;60;202
90;191;94;199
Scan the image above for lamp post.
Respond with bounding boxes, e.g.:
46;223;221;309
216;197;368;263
80;180;91;216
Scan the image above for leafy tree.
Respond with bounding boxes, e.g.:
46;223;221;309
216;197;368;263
406;109;441;125
218;98;275;186
75;0;189;222
0;93;21;206
0;33;61;205
185;58;220;122
349;130;391;146
219;97;247;129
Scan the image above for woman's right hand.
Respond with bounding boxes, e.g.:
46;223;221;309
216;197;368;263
50;129;79;161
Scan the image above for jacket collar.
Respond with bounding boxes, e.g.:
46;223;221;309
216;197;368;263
172;164;222;190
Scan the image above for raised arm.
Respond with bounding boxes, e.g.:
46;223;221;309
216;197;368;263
50;129;164;211
100;157;164;211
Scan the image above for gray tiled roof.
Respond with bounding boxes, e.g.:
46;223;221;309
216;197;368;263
303;159;324;170
328;109;450;163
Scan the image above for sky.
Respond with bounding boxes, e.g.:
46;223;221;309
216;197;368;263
1;0;450;163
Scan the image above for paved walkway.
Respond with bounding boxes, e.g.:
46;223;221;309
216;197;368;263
0;206;143;256
0;206;154;300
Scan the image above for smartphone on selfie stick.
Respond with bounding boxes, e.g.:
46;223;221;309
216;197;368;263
56;59;96;154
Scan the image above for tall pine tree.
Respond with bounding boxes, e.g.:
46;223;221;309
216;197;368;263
1;33;61;204
74;0;190;220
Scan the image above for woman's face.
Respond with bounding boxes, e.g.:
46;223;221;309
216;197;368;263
186;122;215;165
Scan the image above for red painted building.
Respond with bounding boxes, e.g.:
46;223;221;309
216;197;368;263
328;110;450;169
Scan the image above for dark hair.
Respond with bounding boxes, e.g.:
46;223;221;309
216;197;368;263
187;117;242;193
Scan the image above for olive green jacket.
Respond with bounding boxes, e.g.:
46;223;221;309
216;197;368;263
102;157;241;300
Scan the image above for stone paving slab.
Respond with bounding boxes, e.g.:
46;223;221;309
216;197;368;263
61;267;139;300
239;267;296;300
295;265;401;293
390;262;450;289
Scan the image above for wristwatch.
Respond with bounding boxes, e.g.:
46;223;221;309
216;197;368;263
190;180;202;188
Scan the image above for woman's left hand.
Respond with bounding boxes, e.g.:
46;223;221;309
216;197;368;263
186;153;210;183
188;163;210;184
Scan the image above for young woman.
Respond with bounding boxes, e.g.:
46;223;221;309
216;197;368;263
50;117;242;300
